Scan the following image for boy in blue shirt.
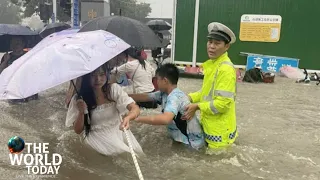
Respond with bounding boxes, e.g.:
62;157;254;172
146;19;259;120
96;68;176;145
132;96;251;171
126;63;205;150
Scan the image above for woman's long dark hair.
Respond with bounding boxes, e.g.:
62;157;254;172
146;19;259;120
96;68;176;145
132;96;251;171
126;47;146;70
78;64;114;138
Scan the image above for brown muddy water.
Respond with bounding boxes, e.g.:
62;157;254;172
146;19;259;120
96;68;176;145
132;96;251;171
0;77;319;180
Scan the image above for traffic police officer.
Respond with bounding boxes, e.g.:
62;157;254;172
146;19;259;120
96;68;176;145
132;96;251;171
183;22;238;150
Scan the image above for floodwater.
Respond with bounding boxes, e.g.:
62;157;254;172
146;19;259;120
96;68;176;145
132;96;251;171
0;77;319;180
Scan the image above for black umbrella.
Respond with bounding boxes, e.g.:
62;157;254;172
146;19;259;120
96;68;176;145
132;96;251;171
161;39;170;47
79;16;162;48
146;20;172;31
0;24;41;52
39;22;71;38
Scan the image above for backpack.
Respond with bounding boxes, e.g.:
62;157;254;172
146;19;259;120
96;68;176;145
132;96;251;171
243;68;264;83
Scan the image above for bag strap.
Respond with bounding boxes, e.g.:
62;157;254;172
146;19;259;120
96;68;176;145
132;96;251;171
131;64;140;93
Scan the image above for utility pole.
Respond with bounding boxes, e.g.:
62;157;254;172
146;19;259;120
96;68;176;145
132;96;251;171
71;0;80;27
52;0;57;23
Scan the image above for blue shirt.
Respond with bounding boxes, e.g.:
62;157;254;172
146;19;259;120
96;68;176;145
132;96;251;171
148;88;205;150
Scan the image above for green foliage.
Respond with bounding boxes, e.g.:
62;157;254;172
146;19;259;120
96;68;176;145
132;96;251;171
0;1;22;24
110;0;151;21
10;0;71;22
11;0;151;23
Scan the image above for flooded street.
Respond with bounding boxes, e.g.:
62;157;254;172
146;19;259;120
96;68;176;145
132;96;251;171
0;77;319;180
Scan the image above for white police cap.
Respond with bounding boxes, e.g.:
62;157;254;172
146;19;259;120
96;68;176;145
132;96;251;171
207;22;236;44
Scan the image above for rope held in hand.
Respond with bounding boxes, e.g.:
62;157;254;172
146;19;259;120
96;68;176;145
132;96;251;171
124;128;144;180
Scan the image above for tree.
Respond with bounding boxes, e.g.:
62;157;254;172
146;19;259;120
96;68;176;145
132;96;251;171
110;0;151;22
11;0;151;23
11;0;70;23
0;1;22;24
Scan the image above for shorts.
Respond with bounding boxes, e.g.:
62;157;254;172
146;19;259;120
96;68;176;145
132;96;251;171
136;90;158;109
136;101;158;109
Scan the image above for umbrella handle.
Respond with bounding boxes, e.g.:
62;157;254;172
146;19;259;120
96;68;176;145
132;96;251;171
71;80;80;97
70;80;91;136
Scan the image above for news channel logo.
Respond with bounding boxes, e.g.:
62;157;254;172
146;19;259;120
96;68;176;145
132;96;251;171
7;136;62;177
7;136;25;154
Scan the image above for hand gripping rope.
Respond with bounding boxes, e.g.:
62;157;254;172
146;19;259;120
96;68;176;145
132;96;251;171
72;78;144;179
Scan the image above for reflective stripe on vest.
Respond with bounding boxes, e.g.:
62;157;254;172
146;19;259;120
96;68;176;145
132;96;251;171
204;61;237;103
209;100;219;114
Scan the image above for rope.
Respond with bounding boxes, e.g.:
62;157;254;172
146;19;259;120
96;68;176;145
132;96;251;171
124;128;144;180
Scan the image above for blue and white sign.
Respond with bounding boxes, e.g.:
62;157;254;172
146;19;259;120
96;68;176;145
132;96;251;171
246;55;299;72
73;0;80;27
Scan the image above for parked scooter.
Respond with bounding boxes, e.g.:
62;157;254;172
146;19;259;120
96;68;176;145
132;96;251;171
153;43;171;68
296;68;320;85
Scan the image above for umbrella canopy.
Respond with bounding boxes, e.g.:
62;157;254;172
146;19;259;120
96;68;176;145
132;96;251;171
0;30;130;99
79;16;162;48
146;20;172;31
55;28;80;35
161;39;170;47
0;24;41;52
39;22;72;38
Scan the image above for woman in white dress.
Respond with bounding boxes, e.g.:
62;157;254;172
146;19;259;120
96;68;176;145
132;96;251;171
65;64;144;156
111;47;157;109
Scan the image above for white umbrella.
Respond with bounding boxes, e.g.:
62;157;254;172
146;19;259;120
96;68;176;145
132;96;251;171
0;30;130;99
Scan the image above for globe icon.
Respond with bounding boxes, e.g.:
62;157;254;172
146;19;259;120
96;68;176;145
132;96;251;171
7;136;25;154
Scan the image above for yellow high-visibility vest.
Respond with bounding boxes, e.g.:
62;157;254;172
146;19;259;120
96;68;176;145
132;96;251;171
189;52;237;149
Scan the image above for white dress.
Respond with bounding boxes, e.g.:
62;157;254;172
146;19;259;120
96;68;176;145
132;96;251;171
65;83;144;156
